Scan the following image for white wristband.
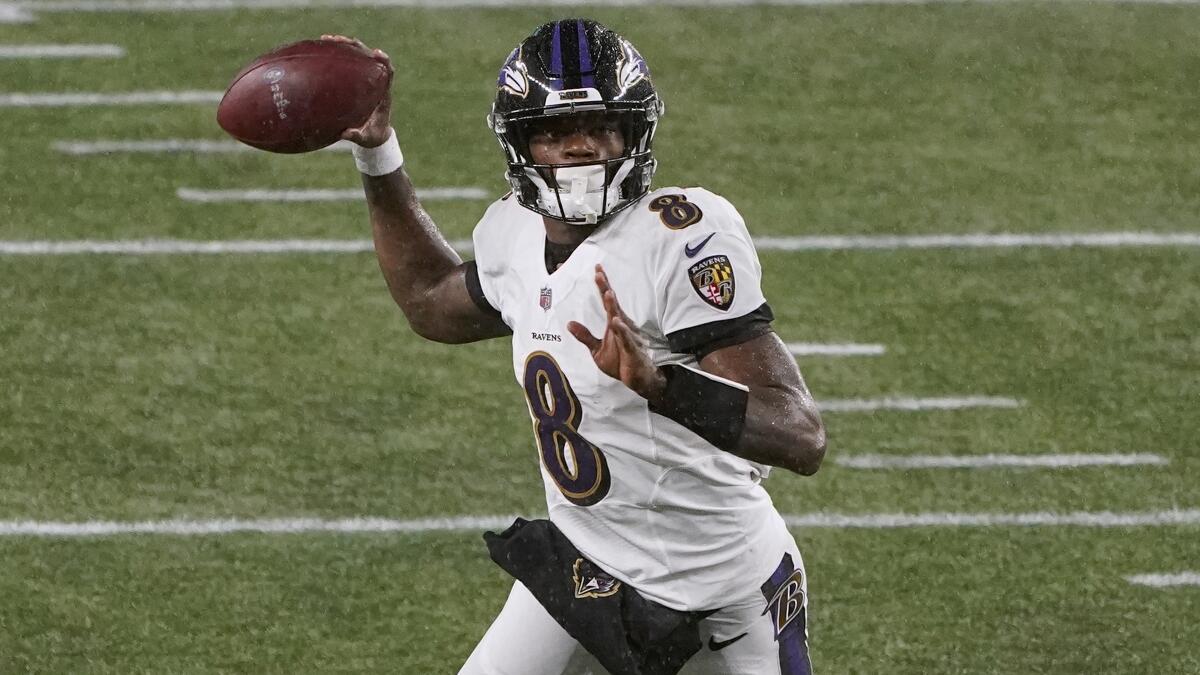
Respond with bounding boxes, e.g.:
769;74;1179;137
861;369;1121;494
352;128;404;176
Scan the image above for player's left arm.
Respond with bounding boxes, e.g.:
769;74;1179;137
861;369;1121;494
697;332;826;475
567;265;826;475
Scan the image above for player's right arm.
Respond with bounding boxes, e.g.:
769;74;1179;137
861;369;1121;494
331;36;511;344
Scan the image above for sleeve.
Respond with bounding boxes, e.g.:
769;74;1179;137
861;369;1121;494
667;302;774;357
469;202;511;325
463;261;503;320
654;191;773;356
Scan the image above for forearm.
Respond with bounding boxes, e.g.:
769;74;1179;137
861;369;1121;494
644;367;824;474
361;170;497;344
632;329;827;475
735;384;826;475
363;167;462;313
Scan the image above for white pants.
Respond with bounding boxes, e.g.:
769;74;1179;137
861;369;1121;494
459;550;811;675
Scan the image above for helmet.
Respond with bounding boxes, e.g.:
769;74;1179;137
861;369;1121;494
487;19;665;225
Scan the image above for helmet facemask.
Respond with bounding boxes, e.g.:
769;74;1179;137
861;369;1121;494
491;105;660;224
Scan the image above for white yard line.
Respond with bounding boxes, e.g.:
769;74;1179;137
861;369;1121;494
0;4;35;22
755;232;1200;250
0;0;1002;12
177;187;489;202
53;139;355;154
0;515;520;537
3;509;1199;537
0;43;124;58
837;453;1169;469
0;239;376;255
13;0;1200;12
818;396;1021;412
1125;572;1200;588
787;342;885;356
0;90;222;107
784;509;1200;529
5;232;1200;256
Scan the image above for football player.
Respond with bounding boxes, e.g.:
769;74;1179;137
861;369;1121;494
332;18;826;675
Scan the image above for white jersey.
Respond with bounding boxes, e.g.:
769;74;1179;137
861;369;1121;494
472;186;794;611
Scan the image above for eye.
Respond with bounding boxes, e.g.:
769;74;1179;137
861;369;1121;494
530;128;563;143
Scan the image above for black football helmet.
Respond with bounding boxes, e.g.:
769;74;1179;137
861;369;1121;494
487;19;664;224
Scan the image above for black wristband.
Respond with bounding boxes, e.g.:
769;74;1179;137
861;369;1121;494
647;365;749;452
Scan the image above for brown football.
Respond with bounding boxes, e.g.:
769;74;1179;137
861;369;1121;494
217;39;389;154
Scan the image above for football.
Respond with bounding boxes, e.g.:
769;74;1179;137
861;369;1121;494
216;39;390;153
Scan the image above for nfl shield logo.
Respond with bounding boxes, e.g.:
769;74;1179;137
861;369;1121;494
539;286;553;311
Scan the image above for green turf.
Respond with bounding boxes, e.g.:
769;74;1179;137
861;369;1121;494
2;2;1199;673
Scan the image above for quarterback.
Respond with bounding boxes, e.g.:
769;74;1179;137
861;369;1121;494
333;18;826;675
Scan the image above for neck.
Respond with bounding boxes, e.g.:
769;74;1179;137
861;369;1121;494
542;215;597;246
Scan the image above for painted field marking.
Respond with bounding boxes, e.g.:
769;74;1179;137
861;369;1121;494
0;90;222;107
5;232;1200;256
755;232;1200;250
837;453;1169;469
12;0;1200;13
0;0;982;13
818;396;1021;412
3;509;1199;537
0;44;124;58
1125;573;1200;588
54;139;355;154
176;187;489;203
783;509;1200;528
788;342;885;356
0;4;34;23
0;515;519;537
0;239;378;255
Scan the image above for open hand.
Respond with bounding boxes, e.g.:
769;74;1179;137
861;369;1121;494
321;34;395;148
567;265;667;401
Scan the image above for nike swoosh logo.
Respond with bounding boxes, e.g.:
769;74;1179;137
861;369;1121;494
708;632;748;652
684;232;716;258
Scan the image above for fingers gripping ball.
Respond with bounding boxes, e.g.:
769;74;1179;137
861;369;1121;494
217;39;390;153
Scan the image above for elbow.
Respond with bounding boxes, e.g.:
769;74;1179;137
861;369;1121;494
399;295;458;344
788;424;827;476
407;314;466;344
408;319;450;343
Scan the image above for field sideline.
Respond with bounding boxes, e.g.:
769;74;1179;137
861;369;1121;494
2;1;1198;673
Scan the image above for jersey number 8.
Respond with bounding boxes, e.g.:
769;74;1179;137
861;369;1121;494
522;352;612;507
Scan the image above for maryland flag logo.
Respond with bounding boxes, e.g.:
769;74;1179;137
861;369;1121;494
572;558;621;599
688;254;736;311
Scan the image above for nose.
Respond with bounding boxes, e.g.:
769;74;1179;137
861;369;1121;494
562;130;598;161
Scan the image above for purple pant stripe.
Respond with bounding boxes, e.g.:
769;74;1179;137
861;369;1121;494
763;553;811;674
764;552;795;594
778;612;812;675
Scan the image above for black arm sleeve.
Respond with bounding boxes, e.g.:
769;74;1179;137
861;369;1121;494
664;302;775;358
463;260;504;320
647;365;749;451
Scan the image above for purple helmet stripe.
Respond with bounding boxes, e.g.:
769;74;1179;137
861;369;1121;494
577;20;595;88
550;22;563;78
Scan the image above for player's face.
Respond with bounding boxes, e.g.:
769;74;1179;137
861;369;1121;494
527;111;625;166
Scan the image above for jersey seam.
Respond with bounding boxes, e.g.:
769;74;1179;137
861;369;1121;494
642;401;676;579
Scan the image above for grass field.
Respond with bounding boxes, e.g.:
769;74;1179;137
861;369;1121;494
2;1;1199;673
